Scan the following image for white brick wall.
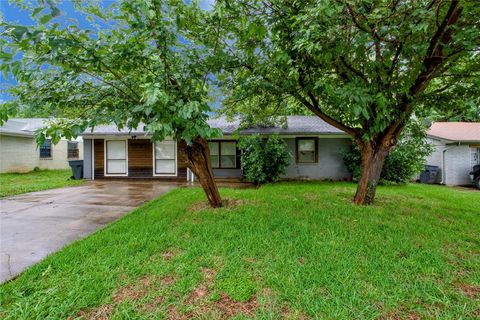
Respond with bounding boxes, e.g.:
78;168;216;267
0;134;83;173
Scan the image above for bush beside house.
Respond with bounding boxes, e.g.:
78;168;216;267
238;134;291;185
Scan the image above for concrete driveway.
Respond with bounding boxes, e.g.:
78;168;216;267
0;180;178;283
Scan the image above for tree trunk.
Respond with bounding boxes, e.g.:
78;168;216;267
178;137;222;208
353;143;390;205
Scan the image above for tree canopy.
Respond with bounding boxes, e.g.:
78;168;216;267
1;0;226;207
214;0;480;203
1;0;222;143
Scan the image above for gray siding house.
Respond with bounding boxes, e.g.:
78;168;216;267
426;122;480;186
81;116;351;181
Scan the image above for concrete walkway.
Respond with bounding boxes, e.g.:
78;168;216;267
0;180;178;283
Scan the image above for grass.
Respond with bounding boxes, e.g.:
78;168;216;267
0;169;83;197
0;182;479;319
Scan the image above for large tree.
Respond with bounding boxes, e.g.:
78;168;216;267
1;0;224;207
216;0;480;204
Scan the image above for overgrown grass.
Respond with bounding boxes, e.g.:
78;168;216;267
0;182;478;319
0;169;83;197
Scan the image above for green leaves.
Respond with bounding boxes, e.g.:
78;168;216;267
2;0;224;145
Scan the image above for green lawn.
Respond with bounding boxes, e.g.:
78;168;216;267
0;183;479;319
0;169;83;198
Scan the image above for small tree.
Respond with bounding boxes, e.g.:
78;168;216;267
0;0;224;207
238;134;291;185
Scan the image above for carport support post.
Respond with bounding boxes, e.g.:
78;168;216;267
179;138;222;208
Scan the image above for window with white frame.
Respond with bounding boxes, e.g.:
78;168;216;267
154;140;176;175
106;140;127;174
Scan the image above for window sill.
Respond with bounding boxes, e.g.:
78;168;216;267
40;158;53;160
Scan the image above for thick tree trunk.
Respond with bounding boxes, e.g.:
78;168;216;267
353;143;390;205
179;137;222;208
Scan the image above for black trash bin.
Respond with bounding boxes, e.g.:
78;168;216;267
419;165;439;184
68;160;84;180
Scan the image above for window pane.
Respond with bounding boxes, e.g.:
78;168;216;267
40;139;52;158
298;151;315;163
209;142;219;155
107;159;126;174
221;155;236;168
298;139;315;151
221;142;236;155
155;140;175;160
68;141;78;150
107;141;126;159
155;159;175;174
211;155;219;168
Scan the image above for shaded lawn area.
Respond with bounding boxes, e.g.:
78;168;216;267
0;182;479;319
0;169;83;197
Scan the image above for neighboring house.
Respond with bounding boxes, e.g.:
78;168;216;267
426;122;480;186
81;116;352;181
0;118;83;173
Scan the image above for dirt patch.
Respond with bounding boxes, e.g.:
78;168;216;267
187;284;210;304
459;283;480;298
281;305;309;320
142;296;165;313
200;267;217;283
161;250;175;261
167;305;184;320
377;307;422;320
188;198;247;213
76;305;113;320
213;293;259;318
113;276;153;303
162;275;177;286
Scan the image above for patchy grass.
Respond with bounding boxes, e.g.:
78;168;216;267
0;182;479;319
0;169;82;197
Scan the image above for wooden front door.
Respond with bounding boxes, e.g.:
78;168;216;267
128;139;153;177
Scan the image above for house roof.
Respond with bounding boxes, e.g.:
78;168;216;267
82;116;347;137
0;118;49;137
427;122;480;143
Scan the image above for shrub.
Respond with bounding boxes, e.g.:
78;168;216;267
238;134;291;185
343;123;433;183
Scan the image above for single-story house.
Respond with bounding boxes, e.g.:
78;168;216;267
0;118;83;173
81;116;352;181
426;122;480;186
